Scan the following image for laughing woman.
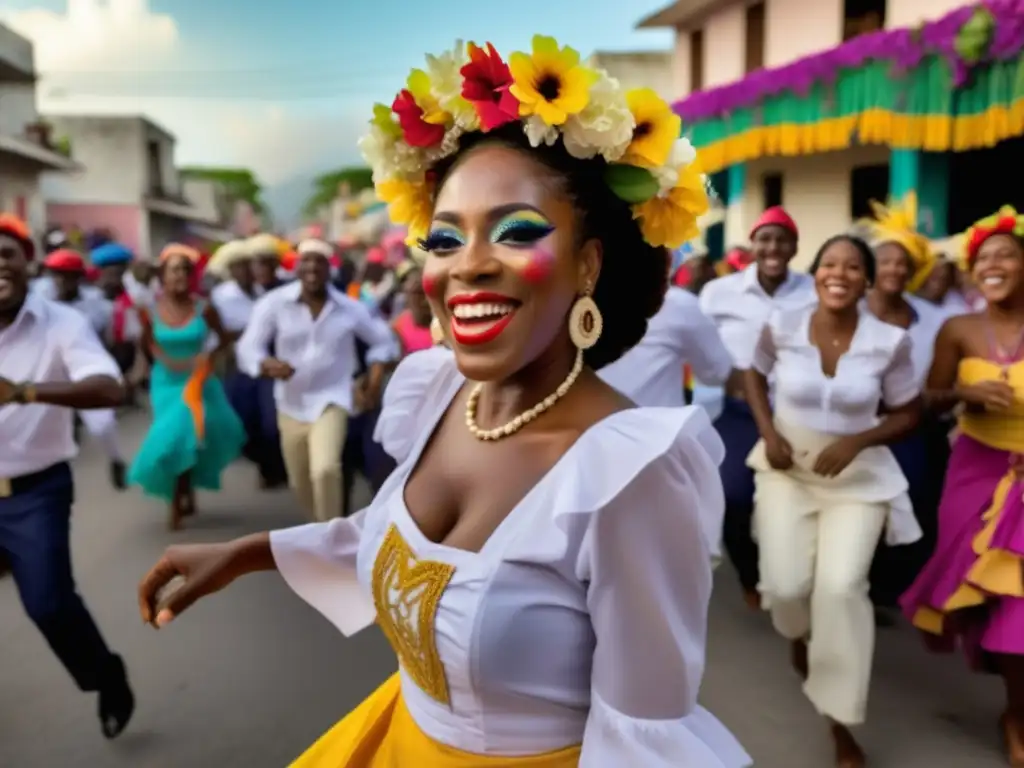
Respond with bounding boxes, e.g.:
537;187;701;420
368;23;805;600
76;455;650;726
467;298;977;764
745;235;922;767
129;244;246;530
901;208;1024;765
137;37;749;767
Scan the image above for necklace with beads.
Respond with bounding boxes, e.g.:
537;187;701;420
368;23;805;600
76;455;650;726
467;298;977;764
465;349;584;441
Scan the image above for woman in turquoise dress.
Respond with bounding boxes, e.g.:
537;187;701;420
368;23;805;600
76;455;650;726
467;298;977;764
129;244;246;530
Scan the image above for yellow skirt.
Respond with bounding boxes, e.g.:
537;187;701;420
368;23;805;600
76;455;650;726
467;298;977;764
291;674;582;767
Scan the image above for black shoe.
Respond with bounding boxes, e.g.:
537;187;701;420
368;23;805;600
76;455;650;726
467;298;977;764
98;655;134;739
110;461;127;491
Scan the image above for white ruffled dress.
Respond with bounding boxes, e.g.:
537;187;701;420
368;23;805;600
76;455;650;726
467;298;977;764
270;347;752;766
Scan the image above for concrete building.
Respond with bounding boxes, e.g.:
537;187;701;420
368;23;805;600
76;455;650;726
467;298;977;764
42;115;221;258
0;24;77;240
638;0;1023;266
586;50;675;96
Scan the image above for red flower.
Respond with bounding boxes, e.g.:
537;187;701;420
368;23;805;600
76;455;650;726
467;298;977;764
392;90;445;147
461;42;520;132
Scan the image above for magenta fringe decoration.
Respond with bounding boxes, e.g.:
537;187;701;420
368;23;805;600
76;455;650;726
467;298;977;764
674;0;1024;121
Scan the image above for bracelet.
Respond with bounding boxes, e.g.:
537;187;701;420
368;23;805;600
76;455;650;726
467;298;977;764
14;383;37;404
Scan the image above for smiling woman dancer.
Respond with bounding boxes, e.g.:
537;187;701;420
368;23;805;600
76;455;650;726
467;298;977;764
746;235;922;767
900;208;1024;766
137;36;750;767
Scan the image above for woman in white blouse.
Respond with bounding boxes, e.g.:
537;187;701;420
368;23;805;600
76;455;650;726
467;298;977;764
137;38;749;768
744;234;922;767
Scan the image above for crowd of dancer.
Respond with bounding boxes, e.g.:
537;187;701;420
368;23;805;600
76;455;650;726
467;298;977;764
2;32;1024;768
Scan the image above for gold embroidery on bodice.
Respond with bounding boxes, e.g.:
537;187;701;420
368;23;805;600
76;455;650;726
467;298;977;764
372;523;456;705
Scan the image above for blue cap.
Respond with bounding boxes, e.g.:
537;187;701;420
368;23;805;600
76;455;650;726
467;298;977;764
90;242;134;266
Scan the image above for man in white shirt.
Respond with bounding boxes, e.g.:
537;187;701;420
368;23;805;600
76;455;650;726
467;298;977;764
237;238;398;522
0;215;135;738
601;283;733;407
698;206;816;608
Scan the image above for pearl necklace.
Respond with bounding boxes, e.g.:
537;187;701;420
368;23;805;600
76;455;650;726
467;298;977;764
465;350;584;441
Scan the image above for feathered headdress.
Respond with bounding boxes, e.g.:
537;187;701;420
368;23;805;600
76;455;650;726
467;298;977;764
858;192;935;291
359;36;709;249
962;205;1024;268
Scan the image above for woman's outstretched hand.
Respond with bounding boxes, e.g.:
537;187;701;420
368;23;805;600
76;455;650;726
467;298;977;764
138;541;244;628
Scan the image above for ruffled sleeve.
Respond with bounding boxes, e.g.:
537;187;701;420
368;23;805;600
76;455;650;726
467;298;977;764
373;346;458;463
269;510;376;637
575;409;751;768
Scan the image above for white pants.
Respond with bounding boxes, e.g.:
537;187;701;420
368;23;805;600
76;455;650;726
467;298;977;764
78;409;123;462
756;471;887;725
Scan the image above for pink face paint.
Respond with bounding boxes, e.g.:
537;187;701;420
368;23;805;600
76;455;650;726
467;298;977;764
515;249;556;284
421;270;440;298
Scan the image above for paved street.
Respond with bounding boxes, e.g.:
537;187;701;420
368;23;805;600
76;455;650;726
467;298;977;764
0;412;1011;767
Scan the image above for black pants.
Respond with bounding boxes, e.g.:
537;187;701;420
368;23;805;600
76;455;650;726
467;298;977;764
869;416;950;606
713;397;762;593
0;463;119;690
342;408;397;517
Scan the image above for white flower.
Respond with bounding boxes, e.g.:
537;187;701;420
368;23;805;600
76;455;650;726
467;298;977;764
425;40;467;106
358;125;426;182
424;40;479;131
651;137;700;192
523;115;558;148
561;72;635;161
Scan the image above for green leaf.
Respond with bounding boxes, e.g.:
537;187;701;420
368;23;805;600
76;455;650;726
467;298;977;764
604;163;659;204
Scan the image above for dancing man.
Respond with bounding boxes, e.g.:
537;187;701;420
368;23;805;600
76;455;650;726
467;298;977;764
0;214;134;737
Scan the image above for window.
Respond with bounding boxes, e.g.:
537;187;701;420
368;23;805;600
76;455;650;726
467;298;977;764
147;140;163;196
850;164;889;220
689;29;704;92
762;172;783;208
744;2;766;74
843;0;885;41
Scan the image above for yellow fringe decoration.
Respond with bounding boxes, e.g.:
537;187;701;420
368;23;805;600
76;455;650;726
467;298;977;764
694;98;1024;175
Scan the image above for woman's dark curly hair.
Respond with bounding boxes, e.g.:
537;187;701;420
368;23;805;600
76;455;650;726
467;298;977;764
430;124;669;370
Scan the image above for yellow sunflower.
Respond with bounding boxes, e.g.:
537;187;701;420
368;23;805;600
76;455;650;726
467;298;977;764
633;162;709;249
377;178;434;245
623;88;681;168
508;35;597;126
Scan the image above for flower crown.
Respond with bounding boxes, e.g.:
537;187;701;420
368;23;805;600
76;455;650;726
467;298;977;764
857;192;935;290
358;36;710;250
963;205;1024;267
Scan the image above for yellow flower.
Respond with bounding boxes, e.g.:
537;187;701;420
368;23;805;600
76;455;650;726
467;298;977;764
633;162;709;249
377;178;434;245
623;88;681;168
508;35;597;126
407;69;449;126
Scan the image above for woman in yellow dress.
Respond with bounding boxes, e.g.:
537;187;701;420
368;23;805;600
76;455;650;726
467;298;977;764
138;36;750;767
900;207;1024;765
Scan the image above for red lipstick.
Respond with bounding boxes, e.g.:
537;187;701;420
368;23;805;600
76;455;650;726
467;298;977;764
447;292;520;346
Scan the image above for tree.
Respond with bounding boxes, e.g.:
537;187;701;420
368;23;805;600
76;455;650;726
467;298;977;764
179;167;266;215
302;166;374;219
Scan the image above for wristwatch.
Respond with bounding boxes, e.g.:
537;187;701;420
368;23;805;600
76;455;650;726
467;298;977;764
12;383;38;404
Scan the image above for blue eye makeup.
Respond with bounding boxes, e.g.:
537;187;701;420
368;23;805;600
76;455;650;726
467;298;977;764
490;211;555;246
418;226;465;254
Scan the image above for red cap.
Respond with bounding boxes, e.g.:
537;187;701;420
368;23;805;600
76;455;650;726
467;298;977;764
0;213;35;260
366;247;386;264
43;248;86;273
85;266;101;282
750;206;798;241
281;250;298;271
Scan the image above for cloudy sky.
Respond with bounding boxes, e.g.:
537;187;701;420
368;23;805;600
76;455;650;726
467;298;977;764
1;0;673;199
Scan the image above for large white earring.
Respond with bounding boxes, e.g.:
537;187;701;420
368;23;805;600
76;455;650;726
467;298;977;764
430;316;445;345
568;292;602;350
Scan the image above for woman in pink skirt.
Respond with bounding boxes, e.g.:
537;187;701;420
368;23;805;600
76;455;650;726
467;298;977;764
900;206;1024;765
